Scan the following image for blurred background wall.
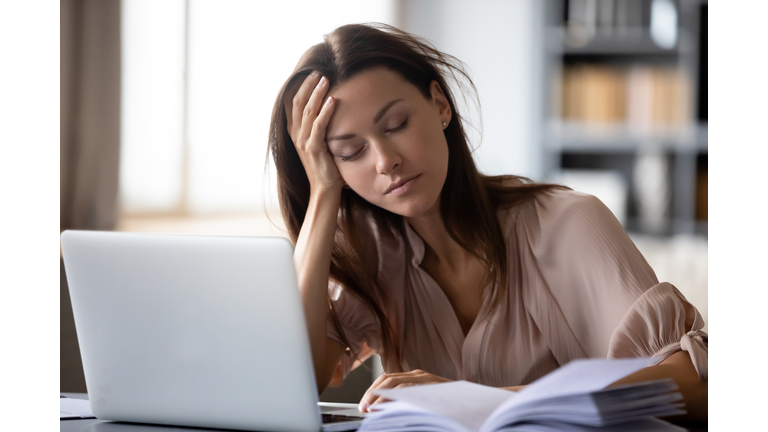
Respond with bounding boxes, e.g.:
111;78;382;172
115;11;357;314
61;0;708;402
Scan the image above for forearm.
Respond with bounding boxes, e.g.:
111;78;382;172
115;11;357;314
610;351;707;423
294;187;343;391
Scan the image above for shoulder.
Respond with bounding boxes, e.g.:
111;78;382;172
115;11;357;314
535;188;615;228
518;188;657;288
535;189;627;251
497;187;649;285
487;175;606;225
496;186;613;236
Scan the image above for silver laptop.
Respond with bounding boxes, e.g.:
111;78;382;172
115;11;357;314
61;230;366;432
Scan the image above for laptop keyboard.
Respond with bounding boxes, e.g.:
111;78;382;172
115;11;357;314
322;413;365;423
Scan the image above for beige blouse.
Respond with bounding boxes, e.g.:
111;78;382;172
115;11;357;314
326;189;708;387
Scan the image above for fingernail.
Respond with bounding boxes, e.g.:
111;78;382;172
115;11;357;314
325;97;333;106
311;70;319;76
319;76;328;86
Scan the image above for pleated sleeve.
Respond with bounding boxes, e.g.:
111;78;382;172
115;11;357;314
608;282;708;379
324;210;387;380
326;280;380;380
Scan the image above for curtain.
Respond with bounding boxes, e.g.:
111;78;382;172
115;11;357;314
60;0;121;232
60;0;121;393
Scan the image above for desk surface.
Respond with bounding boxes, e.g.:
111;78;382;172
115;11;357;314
61;393;365;432
61;393;708;432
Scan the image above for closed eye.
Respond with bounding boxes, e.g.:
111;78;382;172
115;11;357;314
340;145;365;162
386;119;408;134
337;118;406;162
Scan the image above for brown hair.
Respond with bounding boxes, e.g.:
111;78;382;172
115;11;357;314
267;23;566;371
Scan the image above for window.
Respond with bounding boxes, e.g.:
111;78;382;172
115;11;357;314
119;0;397;235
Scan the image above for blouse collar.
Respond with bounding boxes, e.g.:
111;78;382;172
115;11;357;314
403;220;426;267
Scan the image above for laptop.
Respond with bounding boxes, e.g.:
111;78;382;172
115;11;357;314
61;230;367;432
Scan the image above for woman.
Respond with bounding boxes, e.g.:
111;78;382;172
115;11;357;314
267;23;707;421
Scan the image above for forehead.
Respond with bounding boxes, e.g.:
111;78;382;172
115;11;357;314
326;67;425;130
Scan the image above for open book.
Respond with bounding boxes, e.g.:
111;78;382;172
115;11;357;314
358;358;686;432
60;395;95;419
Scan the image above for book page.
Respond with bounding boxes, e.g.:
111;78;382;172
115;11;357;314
483;358;656;431
60;397;95;419
373;381;514;432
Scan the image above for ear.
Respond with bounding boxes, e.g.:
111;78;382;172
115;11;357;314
429;80;452;126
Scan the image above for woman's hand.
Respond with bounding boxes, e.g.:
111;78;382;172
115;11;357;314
358;370;452;412
285;71;344;194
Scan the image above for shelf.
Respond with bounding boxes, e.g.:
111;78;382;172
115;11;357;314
548;28;681;56
542;0;706;239
546;122;708;153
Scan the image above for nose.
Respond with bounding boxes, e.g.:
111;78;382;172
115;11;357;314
373;140;401;175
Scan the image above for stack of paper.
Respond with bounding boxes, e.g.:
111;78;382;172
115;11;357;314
60;396;95;419
358;358;686;432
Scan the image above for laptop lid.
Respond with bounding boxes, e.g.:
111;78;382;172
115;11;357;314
61;230;328;432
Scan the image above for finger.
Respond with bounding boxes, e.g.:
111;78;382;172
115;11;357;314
358;371;425;411
359;374;390;411
367;383;416;412
367;396;392;411
297;76;331;146
360;375;403;410
306;96;335;153
288;71;322;140
290;71;321;128
359;374;386;411
365;372;390;397
282;79;302;140
362;372;439;408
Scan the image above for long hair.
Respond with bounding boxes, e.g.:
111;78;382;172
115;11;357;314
267;23;566;371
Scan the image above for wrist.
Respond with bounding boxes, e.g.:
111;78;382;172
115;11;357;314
310;184;343;204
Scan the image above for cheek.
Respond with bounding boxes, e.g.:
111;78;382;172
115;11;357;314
338;164;374;192
417;129;449;171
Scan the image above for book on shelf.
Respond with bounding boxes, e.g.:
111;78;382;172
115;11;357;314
558;64;692;131
358;358;686;432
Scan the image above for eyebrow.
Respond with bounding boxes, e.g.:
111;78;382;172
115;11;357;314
327;98;405;142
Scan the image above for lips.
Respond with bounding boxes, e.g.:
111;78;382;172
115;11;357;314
385;174;420;195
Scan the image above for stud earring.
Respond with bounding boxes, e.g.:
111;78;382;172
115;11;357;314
442;121;448;128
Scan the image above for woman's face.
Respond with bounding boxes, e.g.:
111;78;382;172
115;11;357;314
324;67;452;218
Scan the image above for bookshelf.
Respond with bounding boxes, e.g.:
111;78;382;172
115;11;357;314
541;0;707;236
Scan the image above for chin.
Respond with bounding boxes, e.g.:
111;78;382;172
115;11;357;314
380;195;440;219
